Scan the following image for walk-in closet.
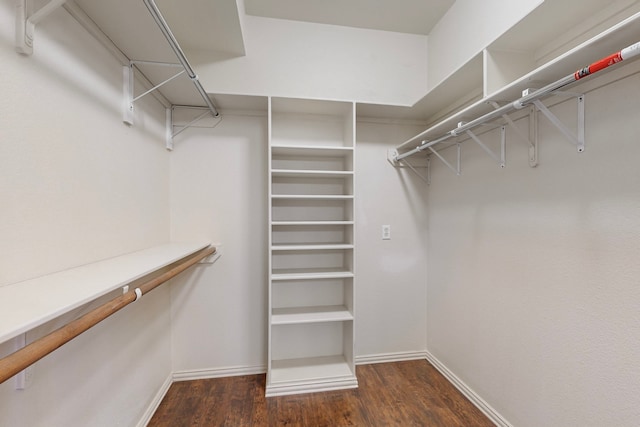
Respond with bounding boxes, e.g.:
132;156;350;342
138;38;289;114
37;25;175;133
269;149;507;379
2;0;640;425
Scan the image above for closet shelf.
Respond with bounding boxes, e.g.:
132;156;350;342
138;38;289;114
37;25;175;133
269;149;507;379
271;169;354;178
0;242;210;345
271;195;354;200
269;355;357;389
271;146;354;157
272;305;353;325
272;244;354;251
271;269;354;281
395;10;640;156
272;221;355;226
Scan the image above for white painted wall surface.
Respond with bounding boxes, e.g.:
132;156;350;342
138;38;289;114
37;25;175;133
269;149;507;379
427;0;542;90
190;16;429;106
0;5;169;287
168;115;430;373
0;2;173;426
169;114;269;374
426;61;640;426
355;121;429;359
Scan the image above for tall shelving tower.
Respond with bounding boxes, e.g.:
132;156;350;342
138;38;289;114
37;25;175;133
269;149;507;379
266;97;357;397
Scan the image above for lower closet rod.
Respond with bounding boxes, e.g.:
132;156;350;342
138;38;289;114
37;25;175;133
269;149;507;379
0;245;216;385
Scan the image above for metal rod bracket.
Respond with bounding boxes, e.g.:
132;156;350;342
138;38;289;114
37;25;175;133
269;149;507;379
528;105;539;167
465;129;505;168
123;61;186;126
166;106;220;150
489;101;538;167
387;149;429;182
533;94;585;152
15;0;68;55
428;143;461;176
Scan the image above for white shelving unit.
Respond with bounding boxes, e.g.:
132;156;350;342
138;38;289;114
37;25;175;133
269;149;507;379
266;97;358;397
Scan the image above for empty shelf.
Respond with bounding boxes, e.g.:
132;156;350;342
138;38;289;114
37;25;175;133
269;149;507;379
271;145;354;157
271;221;355;226
271;169;354;178
271;195;354;200
272;305;353;325
271;244;354;251
271;269;355;281
0;242;210;344
267;355;358;397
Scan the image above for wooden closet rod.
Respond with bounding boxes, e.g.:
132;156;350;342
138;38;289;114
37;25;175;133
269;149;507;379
0;245;216;385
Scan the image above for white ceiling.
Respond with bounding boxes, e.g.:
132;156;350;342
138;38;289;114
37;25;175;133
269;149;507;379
244;0;455;35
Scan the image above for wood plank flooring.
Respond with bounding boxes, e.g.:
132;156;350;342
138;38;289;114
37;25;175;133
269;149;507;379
148;360;494;426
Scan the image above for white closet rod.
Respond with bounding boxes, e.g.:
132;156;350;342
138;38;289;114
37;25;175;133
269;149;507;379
142;0;219;118
395;40;640;162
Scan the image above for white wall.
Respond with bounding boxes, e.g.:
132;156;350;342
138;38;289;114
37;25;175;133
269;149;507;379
167;113;430;373
355;121;429;359
426;60;640;426
0;2;173;426
190;15;429;106
169;113;269;374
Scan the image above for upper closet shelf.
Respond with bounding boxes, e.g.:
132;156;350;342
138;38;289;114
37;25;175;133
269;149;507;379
15;0;220;150
392;10;640;167
0;242;210;345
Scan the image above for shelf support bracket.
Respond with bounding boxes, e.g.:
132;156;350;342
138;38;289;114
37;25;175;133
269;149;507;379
387;149;429;182
123;61;184;126
465;129;505;168
528;105;539;167
166;106;220;150
532;94;585;152
427;143;461;176
489;101;538;167
16;0;68;55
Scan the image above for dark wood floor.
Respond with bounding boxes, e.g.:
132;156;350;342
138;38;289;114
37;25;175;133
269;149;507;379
148;360;494;426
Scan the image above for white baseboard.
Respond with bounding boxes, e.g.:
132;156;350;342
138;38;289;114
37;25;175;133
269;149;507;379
172;364;267;382
136;374;173;427
424;351;512;427
355;350;428;365
139;355;510;427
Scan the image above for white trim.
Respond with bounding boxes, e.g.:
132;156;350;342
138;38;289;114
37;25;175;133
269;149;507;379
425;351;512;427
136;374;173;427
355;350;428;365
172;364;267;382
265;377;358;397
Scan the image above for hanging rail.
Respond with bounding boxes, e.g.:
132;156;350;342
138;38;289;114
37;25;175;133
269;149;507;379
142;0;219;118
393;40;640;162
0;245;216;385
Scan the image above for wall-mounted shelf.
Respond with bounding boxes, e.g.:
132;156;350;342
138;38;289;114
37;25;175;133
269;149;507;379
272;221;355;226
15;0;223;151
0;242;210;346
391;6;640;178
272;306;354;325
272;270;355;281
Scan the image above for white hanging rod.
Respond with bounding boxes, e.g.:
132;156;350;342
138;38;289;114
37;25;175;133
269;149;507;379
142;0;219;118
394;40;640;162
